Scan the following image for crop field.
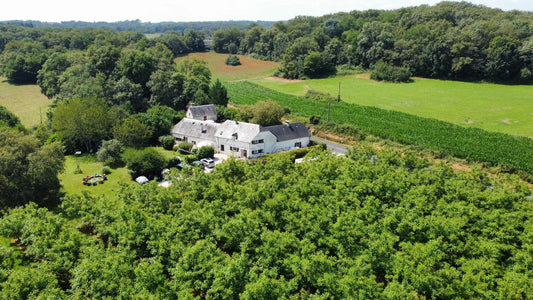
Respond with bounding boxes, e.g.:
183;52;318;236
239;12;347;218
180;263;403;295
0;77;51;129
253;75;533;138
227;81;533;175
177;52;278;82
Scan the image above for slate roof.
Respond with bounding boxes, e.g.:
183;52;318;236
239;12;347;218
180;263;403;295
172;119;219;140
215;120;261;143
262;122;310;142
187;104;217;121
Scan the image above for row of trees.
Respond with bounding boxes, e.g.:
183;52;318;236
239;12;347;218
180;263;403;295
211;2;533;81
1;20;275;36
1;147;532;298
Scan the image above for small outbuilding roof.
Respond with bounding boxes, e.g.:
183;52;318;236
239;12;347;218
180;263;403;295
186;104;217;121
262;122;310;142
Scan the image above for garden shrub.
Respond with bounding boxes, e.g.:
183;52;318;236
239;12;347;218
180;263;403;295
178;142;193;154
196;146;215;160
159;136;175;151
96;139;124;167
122;148;167;179
100;166;112;175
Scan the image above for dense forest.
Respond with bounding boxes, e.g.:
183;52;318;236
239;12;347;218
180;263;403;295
1;149;532;298
2;2;533;85
209;1;533;81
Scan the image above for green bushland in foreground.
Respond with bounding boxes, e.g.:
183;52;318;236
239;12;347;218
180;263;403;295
227;81;533;175
253;75;533;138
1;152;532;298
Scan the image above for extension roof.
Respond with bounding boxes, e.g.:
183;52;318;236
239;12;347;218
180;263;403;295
215;120;261;143
172;119;219;140
262;122;310;142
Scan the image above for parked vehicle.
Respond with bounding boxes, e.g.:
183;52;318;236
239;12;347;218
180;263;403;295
200;158;215;168
192;160;205;169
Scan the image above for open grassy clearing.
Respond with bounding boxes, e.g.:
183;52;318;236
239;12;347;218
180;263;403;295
59;155;132;198
253;75;533;138
0;77;51;129
176;52;278;82
59;147;177;197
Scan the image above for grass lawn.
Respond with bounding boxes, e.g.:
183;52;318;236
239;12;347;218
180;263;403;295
59;148;178;197
59;155;132;197
176;52;279;82
0;77;51;129
253;74;533;138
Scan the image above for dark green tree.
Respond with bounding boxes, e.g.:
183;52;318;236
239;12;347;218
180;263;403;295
51;97;113;152
184;29;206;52
0;105;22;128
96;139;124;166
0;127;64;208
112;116;151;148
122;147;167;179
147;69;186;110
209;79;229;106
136;105;181;144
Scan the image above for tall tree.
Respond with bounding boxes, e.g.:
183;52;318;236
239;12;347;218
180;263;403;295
208;79;229;106
51;98;113;152
0;127;64;208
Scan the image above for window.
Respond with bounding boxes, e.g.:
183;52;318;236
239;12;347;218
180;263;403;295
252;149;264;155
252;139;264;144
294;142;301;147
230;146;239;152
220;145;224;151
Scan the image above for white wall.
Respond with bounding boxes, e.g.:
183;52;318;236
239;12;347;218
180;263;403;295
271;137;311;153
216;131;277;158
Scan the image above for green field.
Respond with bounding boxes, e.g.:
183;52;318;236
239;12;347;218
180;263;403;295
0;77;51;129
253;75;533;138
227;81;533;175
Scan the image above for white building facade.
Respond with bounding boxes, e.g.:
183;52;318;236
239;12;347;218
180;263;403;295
172;107;310;158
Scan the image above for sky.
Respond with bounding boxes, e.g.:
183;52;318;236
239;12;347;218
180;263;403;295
1;0;532;23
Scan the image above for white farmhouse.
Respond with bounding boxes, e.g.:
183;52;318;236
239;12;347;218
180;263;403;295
172;105;310;158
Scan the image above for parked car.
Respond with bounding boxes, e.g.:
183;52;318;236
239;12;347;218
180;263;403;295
192;160;205;169
200;158;215;168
